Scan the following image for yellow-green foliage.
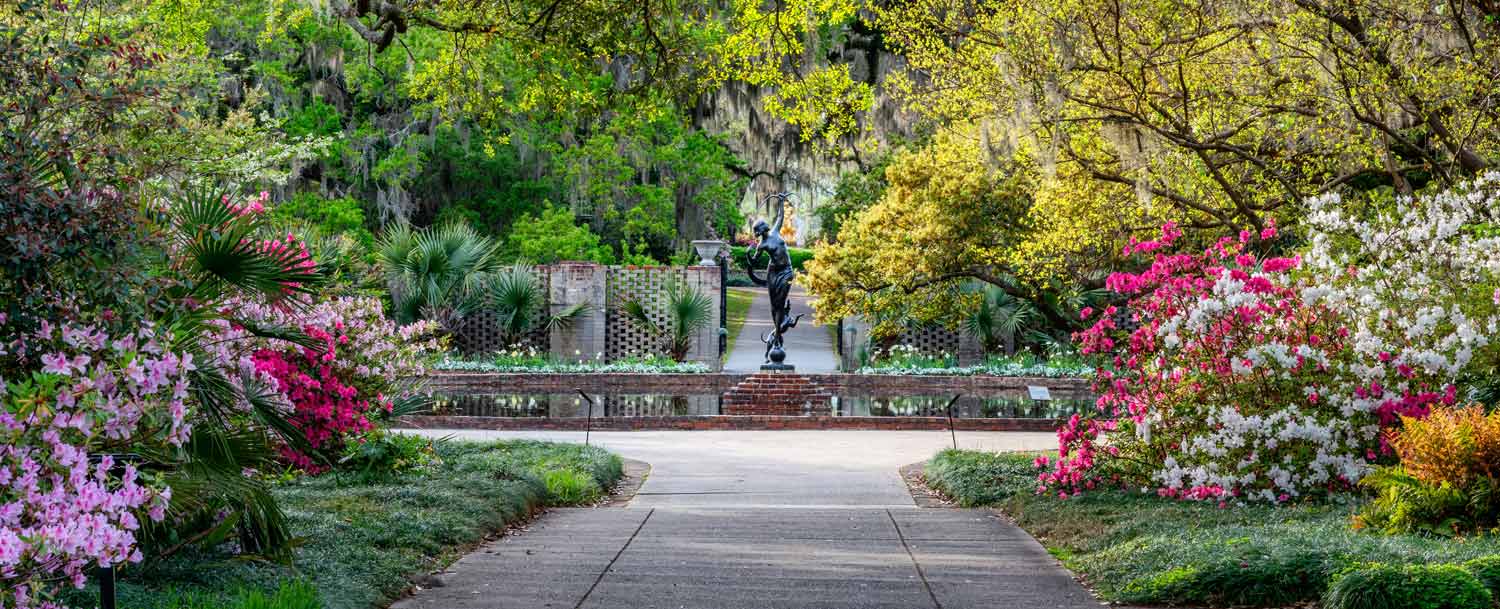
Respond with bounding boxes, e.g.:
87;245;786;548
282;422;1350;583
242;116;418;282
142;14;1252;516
804;126;1039;335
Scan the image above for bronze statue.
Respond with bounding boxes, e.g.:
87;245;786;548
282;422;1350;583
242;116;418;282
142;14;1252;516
745;192;803;368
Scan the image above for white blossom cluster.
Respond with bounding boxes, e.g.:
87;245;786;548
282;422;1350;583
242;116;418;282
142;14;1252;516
1303;172;1500;388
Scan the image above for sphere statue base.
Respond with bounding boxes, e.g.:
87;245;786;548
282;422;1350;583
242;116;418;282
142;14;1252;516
762;345;791;371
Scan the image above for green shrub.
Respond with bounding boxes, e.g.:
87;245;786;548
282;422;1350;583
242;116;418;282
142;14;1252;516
1464;555;1500;599
1096;532;1341;606
924;449;1043;506
338;430;441;479
544;469;602;504
1324;563;1492;609
271;193;374;250
503;204;615;264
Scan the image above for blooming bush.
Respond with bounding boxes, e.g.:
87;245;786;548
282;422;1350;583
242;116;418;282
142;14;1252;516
205;295;438;471
1049;221;1370;501
1301;173;1500;412
1046;175;1500;503
1;320;189;608
210;297;441;470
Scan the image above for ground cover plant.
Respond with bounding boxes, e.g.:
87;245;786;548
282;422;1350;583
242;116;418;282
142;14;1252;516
61;440;622;609
925;449;1500;607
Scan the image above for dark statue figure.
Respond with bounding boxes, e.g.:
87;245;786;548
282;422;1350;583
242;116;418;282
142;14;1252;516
745;193;803;368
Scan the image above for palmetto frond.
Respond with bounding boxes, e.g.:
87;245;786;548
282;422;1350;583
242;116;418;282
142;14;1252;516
141;420;295;562
667;281;713;359
619;299;660;335
377;223;500;325
490;264;545;338
965;284;1042;354
173;188;322;303
487;263;592;344
619;280;711;361
544;301;591;333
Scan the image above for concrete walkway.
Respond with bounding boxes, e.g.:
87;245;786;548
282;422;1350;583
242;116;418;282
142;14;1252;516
416;430;1055;508
395;430;1102;609
725;286;839;373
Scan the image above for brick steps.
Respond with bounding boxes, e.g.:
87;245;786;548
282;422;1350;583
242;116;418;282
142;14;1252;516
720;371;832;416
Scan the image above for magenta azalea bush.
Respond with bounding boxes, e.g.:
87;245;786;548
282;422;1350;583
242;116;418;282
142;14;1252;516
1;319;189;608
1045;175;1500;503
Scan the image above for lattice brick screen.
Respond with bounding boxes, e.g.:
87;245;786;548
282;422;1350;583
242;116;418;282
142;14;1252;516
898;324;962;358
606;266;687;360
452;267;552;355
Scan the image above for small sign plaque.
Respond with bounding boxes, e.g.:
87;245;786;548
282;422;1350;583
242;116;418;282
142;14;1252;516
1027;385;1052;401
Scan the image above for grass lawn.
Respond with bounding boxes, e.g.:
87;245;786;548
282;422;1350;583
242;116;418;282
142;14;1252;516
723;286;755;362
71;440;623;609
925;449;1500;608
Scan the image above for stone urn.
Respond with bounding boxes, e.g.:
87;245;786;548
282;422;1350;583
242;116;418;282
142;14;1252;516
691;240;727;266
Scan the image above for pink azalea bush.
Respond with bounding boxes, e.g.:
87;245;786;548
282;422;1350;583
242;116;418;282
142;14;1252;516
212;297;440;470
1045;174;1500;503
1;319;189;608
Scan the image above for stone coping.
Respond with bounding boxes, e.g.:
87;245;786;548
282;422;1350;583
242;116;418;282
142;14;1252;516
426;371;1093;396
395;414;1060;432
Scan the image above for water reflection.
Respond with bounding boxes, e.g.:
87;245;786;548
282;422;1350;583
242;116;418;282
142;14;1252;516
831;395;1091;418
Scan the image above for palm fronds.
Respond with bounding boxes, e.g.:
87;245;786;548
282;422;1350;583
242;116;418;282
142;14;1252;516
619;280;713;361
487;263;592;345
173;188;323;303
965;284;1042;355
376;223;500;326
489;264;546;341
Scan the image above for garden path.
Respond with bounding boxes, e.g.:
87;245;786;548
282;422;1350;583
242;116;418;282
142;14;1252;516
394;430;1104;608
724;285;839;373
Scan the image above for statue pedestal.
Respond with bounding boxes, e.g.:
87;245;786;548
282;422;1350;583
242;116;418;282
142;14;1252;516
721;371;831;416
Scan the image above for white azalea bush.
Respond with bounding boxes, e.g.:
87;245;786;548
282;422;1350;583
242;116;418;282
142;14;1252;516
1043;174;1500;503
1302;174;1500;407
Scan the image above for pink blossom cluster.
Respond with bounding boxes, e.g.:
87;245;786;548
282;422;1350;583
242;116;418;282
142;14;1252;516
2;321;189;607
222;191;269;217
256;233;317;297
252;335;374;471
